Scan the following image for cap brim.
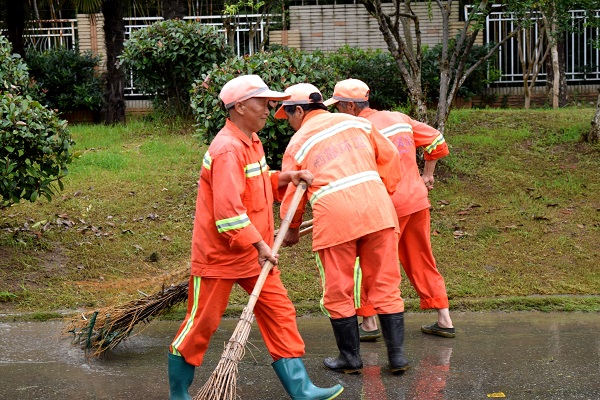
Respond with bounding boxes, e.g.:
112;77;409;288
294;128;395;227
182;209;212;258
323;98;339;107
255;90;291;101
274;105;287;119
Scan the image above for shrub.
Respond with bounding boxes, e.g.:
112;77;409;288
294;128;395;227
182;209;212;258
120;19;233;118
26;47;103;113
421;39;502;102
190;46;341;167
0;36;74;208
322;45;408;110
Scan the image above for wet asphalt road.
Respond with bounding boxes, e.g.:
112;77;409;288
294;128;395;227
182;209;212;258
0;311;599;399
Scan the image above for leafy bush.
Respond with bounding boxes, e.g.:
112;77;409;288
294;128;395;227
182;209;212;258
191;46;341;167
26;47;103;113
421;39;502;102
120;20;233;118
322;45;408;110
1;36;74;208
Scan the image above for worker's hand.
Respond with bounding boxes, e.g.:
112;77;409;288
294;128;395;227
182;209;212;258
282;227;301;247
422;174;435;191
291;170;313;187
253;240;278;267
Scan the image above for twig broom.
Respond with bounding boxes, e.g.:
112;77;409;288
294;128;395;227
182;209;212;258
65;220;313;358
194;181;308;400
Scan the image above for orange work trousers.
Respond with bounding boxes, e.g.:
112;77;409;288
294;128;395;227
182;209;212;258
357;208;449;317
316;227;403;319
170;270;305;366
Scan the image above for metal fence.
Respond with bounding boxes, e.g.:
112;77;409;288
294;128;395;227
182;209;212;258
484;8;600;85
123;15;271;96
22;19;78;51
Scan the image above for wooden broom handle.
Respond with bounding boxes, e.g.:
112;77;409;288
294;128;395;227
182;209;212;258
245;180;307;313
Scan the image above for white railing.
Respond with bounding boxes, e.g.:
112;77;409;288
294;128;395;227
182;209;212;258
123;14;272;96
23;19;78;51
482;8;600;84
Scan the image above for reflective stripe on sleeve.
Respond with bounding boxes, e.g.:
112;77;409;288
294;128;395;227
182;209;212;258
309;170;382;206
380;123;412;138
215;213;251;233
294;120;372;163
425;134;446;153
202;151;212;170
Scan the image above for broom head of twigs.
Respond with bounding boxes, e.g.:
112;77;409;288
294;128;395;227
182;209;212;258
193;306;255;400
66;267;190;358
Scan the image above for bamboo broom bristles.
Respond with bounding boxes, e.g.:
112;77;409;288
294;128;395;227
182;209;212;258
66;214;313;358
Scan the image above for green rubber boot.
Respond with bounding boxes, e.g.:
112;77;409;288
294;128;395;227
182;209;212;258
168;353;195;400
273;357;344;400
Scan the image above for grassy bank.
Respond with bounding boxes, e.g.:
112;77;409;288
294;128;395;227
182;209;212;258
1;109;599;320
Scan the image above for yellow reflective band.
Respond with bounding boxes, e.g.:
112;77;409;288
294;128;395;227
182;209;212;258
309;171;382;207
380;123;412;138
294;120;372;164
215;213;251;233
425;134;445;153
171;276;201;353
314;252;331;318
203;151;212;170
245;156;267;178
353;258;362;309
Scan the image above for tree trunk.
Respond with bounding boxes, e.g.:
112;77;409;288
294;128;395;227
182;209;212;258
5;1;26;58
549;42;559;109
163;0;186;20
557;38;568;107
586;90;600;143
102;0;126;124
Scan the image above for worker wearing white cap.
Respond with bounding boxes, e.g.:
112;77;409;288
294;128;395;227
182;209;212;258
168;75;343;400
276;83;409;374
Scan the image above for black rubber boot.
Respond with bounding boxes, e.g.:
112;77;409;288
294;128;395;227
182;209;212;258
323;315;363;374
378;312;409;373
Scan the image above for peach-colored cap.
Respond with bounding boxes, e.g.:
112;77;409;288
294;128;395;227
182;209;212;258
323;78;370;106
274;83;323;119
219;75;290;109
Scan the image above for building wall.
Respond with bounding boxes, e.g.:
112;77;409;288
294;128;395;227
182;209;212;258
270;3;468;52
77;14;106;71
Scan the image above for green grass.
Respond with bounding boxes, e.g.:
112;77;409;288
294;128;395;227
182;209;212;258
1;108;599;320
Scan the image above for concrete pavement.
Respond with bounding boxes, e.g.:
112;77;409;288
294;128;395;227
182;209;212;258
1;311;598;399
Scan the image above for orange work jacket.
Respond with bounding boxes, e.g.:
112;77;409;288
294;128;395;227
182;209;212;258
280;110;401;251
359;108;449;217
191;119;284;278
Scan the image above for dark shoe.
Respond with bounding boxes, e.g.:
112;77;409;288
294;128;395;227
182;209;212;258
323;315;363;374
168;353;194;400
359;323;382;342
421;322;456;338
379;312;409;373
273;357;344;400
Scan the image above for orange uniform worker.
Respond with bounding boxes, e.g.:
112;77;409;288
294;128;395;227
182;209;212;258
167;75;343;400
325;78;455;339
275;83;409;374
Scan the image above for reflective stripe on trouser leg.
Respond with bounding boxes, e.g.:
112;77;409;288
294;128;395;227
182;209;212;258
314;252;331;318
237;269;305;361
355;228;404;314
169;276;234;366
317;241;362;319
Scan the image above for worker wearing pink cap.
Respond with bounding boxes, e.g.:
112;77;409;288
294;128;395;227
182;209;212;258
325;78;455;340
168;75;343;400
275;83;409;374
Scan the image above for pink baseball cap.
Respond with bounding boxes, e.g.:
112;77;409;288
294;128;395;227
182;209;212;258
323;78;370;106
274;83;323;119
219;75;290;109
